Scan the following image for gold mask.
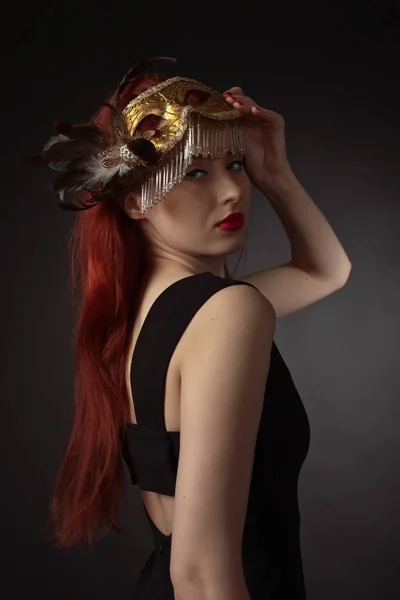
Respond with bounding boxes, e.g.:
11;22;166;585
123;76;242;152
120;76;246;213
32;59;246;214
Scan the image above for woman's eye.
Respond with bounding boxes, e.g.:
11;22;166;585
228;160;245;171
183;169;206;180
183;160;244;180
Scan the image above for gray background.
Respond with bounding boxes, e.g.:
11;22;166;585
1;1;399;598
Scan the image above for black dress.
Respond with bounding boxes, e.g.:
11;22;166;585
122;272;311;599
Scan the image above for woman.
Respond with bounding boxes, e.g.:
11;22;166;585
31;57;351;599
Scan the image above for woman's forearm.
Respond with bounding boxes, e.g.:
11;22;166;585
259;169;351;282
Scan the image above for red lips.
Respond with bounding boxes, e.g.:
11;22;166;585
216;211;244;226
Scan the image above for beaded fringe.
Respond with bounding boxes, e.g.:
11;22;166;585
140;113;246;214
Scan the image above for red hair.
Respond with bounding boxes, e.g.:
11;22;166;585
49;72;166;549
49;71;240;549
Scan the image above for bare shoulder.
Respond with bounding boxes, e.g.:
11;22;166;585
201;280;276;320
178;281;276;367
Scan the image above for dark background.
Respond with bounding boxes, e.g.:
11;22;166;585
1;1;399;598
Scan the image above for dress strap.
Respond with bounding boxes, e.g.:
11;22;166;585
130;272;256;431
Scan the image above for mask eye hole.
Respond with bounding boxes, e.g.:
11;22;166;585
135;114;169;138
184;89;211;106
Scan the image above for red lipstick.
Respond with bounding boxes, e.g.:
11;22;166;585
215;212;245;231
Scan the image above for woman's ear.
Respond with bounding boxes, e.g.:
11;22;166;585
120;190;147;220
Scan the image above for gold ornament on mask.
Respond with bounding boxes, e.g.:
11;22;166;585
121;77;246;214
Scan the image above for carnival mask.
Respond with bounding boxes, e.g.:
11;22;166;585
28;57;246;214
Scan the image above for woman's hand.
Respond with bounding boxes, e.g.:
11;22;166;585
223;86;293;191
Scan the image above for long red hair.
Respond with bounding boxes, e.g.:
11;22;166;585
49;71;242;549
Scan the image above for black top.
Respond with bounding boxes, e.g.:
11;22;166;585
122;272;310;599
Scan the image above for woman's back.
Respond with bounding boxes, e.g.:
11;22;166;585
124;270;273;545
122;271;310;599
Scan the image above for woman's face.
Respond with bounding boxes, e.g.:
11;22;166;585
125;149;251;277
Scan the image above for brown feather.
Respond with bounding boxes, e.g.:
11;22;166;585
26;55;175;212
41;139;106;164
54;120;104;142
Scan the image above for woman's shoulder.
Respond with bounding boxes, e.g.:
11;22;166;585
177;278;275;368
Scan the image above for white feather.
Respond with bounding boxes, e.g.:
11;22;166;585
43;134;70;151
83;153;139;188
83;154;122;187
118;163;132;176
